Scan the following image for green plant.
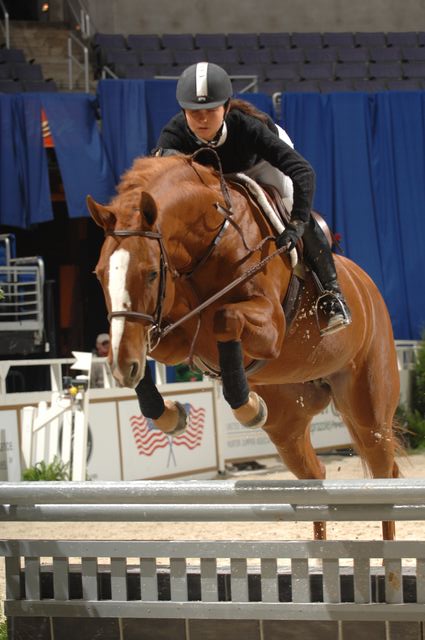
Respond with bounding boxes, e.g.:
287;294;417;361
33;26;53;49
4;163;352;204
0;616;7;640
22;456;70;481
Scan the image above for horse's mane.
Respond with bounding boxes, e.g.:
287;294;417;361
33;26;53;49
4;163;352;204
109;155;221;219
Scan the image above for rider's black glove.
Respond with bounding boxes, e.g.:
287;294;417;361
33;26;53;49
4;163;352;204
276;221;305;251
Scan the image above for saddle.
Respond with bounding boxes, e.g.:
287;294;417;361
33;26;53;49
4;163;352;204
227;175;334;331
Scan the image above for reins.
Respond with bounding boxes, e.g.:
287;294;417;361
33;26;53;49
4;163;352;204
155;240;288;343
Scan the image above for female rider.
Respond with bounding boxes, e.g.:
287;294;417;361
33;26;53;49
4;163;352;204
154;62;351;335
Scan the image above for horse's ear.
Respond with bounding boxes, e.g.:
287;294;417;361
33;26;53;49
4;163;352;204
87;195;116;232
140;191;157;228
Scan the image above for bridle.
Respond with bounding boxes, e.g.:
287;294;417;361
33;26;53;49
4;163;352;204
106;228;171;351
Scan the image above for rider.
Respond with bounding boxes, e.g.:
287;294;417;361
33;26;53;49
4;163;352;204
154;62;351;335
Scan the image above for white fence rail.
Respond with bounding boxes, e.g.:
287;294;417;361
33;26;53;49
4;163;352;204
1;480;425;632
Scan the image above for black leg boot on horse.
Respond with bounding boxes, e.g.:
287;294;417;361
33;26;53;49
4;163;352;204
218;340;268;428
135;364;188;435
302;217;352;336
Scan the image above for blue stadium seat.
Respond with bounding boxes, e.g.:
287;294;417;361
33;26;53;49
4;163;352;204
369;61;402;79
0;48;26;63
305;47;338;62
23;80;58;92
387;78;423;90
127;34;162;51
354;32;386;48
402;47;425;61
238;48;272;65
335;62;369;79
417;32;425;46
402;61;425;79
205;48;240;67
139;49;174;66
161;34;194;50
272;47;305;63
257;79;285;95
337;47;369;62
227;33;259;49
194;33;227;50
284;79;320;92
322;32;355;48
154;64;183;78
228;63;266;83
174;49;206;66
291;33;323;48
319;79;354;92
258;33;291;49
369;46;402;62
386;32;418;47
93;33;127;51
0;63;13;79
352;78;387;92
12;62;43;82
0;79;22;93
299;62;334;80
104;50;139;71
266;63;301;81
114;64;156;79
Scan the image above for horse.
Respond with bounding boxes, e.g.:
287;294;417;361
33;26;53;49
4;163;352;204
87;154;401;540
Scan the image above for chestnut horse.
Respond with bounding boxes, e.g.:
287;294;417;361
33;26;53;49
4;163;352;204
88;154;401;540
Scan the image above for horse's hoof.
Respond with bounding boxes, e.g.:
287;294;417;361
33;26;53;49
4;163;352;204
233;392;268;429
153;400;188;436
166;401;188;436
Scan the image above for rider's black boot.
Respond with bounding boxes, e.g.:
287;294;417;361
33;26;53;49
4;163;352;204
302;217;352;336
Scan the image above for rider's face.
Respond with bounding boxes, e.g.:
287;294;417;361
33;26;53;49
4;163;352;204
184;105;226;141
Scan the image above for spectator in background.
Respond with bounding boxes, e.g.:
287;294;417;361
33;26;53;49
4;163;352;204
90;333;110;388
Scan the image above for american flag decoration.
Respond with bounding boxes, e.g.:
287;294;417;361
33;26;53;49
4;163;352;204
130;403;206;458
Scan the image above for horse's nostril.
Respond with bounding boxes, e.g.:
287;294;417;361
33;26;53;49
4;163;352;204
130;362;139;379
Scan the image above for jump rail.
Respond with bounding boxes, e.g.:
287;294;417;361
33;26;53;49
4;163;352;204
2;479;425;639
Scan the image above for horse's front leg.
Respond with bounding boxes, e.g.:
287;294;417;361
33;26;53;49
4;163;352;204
218;340;268;428
213;299;283;429
135;364;188;435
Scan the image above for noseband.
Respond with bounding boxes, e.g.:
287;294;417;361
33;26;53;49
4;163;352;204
105;228;170;351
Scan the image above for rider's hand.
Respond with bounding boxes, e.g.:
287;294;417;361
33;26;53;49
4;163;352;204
276;222;305;251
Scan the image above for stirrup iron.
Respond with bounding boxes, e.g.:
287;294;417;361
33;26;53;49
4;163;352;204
315;290;351;337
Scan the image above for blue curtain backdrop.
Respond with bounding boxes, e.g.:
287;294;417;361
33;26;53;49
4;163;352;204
281;91;425;340
0;92;115;227
41;92;115;218
0;95;28;227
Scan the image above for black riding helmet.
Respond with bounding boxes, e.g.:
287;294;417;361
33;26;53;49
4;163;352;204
176;62;233;110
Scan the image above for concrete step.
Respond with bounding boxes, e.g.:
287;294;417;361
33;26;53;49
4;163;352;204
8;20;94;91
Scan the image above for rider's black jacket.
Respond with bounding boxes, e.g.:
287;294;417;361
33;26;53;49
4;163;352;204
154;108;315;225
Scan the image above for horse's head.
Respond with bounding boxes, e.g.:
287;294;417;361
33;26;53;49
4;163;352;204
87;189;175;387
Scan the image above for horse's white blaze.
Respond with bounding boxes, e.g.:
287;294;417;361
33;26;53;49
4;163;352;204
108;248;131;368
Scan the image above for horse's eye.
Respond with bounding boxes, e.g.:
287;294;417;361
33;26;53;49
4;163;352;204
148;271;158;283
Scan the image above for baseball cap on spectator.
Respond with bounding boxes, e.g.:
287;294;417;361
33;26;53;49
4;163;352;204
96;333;110;345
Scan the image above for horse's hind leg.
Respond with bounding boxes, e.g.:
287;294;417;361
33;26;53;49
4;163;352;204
329;357;400;540
256;381;332;539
